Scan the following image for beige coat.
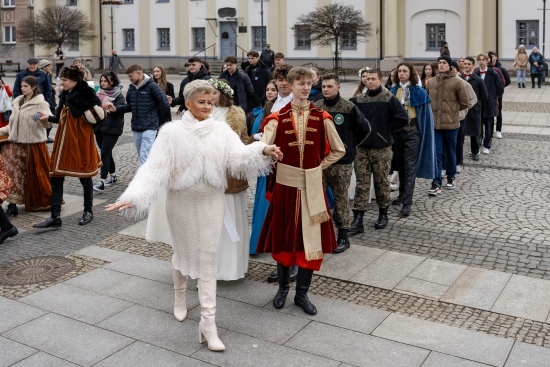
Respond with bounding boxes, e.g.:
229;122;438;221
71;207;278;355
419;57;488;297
427;71;470;130
0;95;51;143
514;51;529;70
223;105;250;194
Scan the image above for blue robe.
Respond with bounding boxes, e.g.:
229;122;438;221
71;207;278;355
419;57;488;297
390;85;436;179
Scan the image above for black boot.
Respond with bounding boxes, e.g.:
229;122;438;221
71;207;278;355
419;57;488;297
79;211;93;225
518;83;521;88
272;263;290;309
268;264;298;283
400;204;411;217
374;207;388;229
522;83;526;88
348;210;364;234
0;226;18;244
294;268;317;315
33;216;62;228
5;204;18;218
333;229;350;254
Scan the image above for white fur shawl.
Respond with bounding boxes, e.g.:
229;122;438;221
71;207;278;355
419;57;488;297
118;110;272;218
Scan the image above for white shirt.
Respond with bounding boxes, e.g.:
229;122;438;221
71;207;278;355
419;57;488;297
479;68;488;80
398;81;411;104
272;93;293;112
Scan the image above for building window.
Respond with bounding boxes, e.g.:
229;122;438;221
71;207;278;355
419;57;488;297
294;25;311;50
66;0;77;5
426;24;446;51
2;0;15;7
517;20;539;48
3;26;15;43
192;28;205;50
157;28;170;50
251;26;266;50
28;0;34;6
340;28;357;50
68;32;79;51
123;0;133;3
123;28;135;50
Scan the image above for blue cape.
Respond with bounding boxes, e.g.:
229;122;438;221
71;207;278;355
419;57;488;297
390;85;437;179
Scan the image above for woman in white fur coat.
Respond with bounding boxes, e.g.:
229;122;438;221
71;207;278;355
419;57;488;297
106;79;282;352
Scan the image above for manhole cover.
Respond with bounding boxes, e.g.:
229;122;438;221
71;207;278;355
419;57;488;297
0;256;76;286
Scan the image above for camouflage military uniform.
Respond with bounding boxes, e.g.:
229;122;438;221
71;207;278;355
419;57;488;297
322;163;353;228
353;146;393;210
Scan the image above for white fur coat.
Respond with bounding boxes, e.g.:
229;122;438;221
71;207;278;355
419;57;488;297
118;110;272;218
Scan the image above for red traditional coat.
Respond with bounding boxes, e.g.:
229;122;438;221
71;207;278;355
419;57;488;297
256;102;344;256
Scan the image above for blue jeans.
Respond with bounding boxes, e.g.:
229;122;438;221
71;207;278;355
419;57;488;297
433;128;459;186
517;69;527;84
133;129;157;166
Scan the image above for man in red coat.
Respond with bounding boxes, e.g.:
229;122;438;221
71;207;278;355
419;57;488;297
257;67;345;315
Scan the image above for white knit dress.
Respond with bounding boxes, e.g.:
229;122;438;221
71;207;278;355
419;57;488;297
118;111;272;281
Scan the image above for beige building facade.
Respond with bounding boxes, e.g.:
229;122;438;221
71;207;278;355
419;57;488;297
0;0;547;71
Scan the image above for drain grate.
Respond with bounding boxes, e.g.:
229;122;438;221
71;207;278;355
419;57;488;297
0;256;76;286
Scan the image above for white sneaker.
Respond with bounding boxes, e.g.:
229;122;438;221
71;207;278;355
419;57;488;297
456;165;462;173
495;131;503;139
390;183;399;191
482;147;490;154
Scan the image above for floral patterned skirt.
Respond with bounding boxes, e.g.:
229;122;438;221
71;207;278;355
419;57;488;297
2;142;51;211
0;154;12;205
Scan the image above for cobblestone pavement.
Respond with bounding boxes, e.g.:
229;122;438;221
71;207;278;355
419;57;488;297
1;80;550;366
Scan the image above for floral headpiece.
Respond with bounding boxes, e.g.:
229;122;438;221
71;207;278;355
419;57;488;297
358;66;370;77
208;78;234;97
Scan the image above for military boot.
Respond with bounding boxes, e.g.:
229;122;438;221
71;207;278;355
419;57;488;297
348;210;364;234
374;207;388;229
333;229;350;253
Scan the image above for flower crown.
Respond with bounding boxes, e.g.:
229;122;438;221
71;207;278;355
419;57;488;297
208;78;234;97
358;66;370;76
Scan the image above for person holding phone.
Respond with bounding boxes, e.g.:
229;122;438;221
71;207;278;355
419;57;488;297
0;76;52;216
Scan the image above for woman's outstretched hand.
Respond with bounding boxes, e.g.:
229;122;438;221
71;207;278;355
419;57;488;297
105;201;134;211
262;145;283;161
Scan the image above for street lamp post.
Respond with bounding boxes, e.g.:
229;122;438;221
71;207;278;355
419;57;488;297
543;0;546;57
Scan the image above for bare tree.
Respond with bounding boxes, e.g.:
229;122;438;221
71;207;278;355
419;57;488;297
295;2;373;71
19;5;96;49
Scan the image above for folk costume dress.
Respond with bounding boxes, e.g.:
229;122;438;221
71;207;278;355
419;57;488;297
0;94;52;211
212;105;251;280
120;111;272;281
256;102;345;270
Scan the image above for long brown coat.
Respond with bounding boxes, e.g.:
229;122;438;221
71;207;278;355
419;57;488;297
224;105;250;194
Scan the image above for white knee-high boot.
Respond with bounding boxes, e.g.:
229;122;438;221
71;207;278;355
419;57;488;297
198;278;225;351
173;268;188;322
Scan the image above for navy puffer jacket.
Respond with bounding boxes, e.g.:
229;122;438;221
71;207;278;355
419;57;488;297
117;75;170;132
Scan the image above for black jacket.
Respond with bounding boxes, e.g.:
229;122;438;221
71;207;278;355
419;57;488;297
95;93;125;136
474;68;503;119
260;49;275;68
309;82;324;103
156;81;174;126
219;69;255;112
13;69;54;110
350;86;409;148
461;73;488;136
172;66;210;112
117;75;170;132
493;60;511;88
315;93;371;164
244;62;272;110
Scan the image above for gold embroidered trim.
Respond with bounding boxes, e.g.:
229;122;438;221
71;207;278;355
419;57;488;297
281;118;292;123
306;127;317;132
304;140;314;145
309;116;320;121
288;142;299;146
285;130;295;134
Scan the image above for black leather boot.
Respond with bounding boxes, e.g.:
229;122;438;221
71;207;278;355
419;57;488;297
289;265;298;282
33;216;62;228
522;83;526;88
268;265;298;283
79;211;93;225
348;210;364;234
5;203;18;218
272;263;290;309
294;268;317;315
267;269;278;283
374;207;388;229
333;229;350;254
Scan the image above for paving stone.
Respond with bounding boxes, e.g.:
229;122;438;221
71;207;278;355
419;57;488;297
408;259;468;286
285;321;429;367
75;245;136;263
421;352;492;367
3;313;133;367
0;336;37;367
372;314;514;366
104;255;173;284
504;341;550;367
19;283;133;325
491;275;550;322
94;341;215;367
276;293;390;334
317;245;386;280
0;297;46;333
441;267;512;310
350;251;425;289
217;278;275;307
192;331;340;367
32;194;107;219
117;218;147;239
188;297;309;344
395;277;449;299
10;352;80;367
97;304;210;356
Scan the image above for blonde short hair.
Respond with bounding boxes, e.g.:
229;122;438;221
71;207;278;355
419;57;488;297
183;80;214;102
